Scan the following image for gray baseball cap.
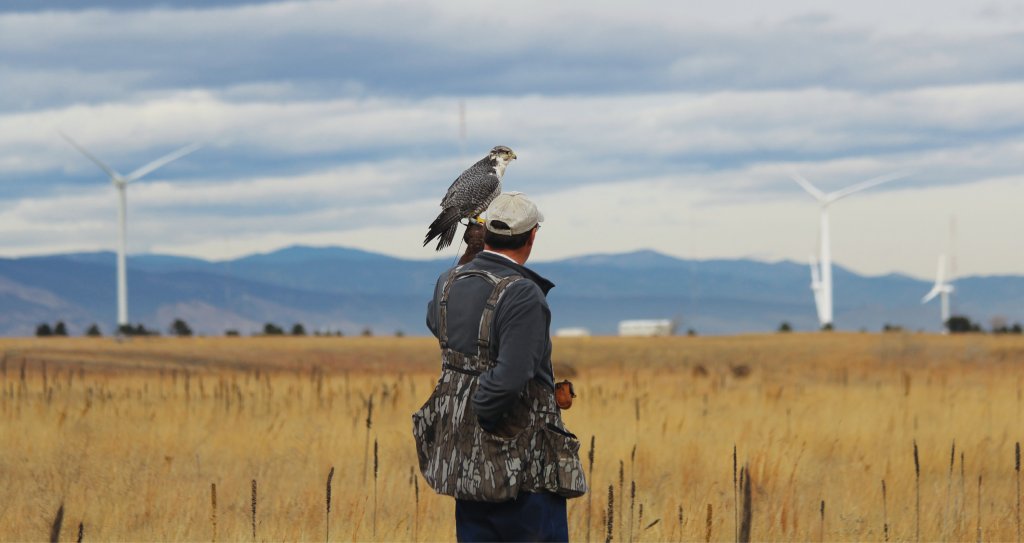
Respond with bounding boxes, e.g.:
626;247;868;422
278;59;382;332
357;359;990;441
484;192;545;236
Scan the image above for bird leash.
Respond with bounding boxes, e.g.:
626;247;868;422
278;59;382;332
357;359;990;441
450;237;465;267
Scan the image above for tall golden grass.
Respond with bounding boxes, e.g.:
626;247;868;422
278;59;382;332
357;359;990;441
0;333;1022;541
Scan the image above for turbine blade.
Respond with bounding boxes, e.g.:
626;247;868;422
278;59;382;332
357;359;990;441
935;254;946;284
922;286;941;304
125;142;202;182
827;170;913;203
790;171;826;201
59;131;122;180
808;255;822;286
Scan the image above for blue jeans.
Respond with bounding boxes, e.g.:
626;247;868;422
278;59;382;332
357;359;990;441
456;492;568;542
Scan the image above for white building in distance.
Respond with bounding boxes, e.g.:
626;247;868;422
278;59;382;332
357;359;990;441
618;319;675;337
555;327;591;337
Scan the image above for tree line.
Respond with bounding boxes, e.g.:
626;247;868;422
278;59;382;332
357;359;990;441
35;319;399;338
776;314;1024;334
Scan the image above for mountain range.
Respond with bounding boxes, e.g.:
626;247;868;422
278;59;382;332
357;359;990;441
0;245;1021;337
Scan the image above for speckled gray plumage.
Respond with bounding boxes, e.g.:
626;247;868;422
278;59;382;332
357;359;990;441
441;156;502;217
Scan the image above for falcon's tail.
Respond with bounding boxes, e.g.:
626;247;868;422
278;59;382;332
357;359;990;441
423;207;462;251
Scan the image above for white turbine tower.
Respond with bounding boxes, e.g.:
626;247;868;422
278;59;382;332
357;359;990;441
61;133;201;331
791;170;911;329
922;254;955;334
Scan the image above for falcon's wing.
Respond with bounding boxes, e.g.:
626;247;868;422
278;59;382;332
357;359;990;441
441;157;489;202
441;159;499;214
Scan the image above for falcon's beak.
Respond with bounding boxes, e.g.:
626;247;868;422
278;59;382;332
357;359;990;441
510;152;517;160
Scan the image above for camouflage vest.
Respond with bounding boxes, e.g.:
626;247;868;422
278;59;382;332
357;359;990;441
412;266;588;502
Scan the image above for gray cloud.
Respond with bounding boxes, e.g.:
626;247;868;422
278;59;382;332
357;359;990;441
0;1;1023;277
3;1;1024;114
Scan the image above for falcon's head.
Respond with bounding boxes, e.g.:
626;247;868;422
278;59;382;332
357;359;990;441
488;145;517;177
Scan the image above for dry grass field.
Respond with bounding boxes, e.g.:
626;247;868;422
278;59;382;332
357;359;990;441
1;333;1022;542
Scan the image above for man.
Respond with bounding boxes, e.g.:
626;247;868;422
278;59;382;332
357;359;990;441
413;192;587;542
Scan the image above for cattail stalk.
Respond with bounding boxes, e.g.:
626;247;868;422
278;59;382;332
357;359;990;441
211;483;218;543
412;467;420;542
733;445;739;543
739;466;752;543
326;466;335;542
630;442;637;540
587;436;595;543
77;521;83;543
678;505;684;541
819;500;825;542
961;452;966;533
705;504;713;543
629;481;636;543
882;480;889;543
618;460;624;543
1016;442;1021;543
251;479;257;541
914;440;921;543
976;475;982;543
363;394;374;483
606;485;614;543
49;503;64;543
373;439;379;541
946;440;956;539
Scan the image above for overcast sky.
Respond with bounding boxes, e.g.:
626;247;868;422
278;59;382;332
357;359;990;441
1;0;1023;279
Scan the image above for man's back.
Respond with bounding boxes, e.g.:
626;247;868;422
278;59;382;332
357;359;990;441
413;192;586;542
426;251;556;424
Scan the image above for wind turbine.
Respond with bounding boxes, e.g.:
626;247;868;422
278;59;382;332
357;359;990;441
922;254;955;334
61;132;201;331
791;170;911;329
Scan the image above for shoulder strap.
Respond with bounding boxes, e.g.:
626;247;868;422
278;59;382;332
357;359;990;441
438;267;523;356
438;267;505;349
476;275;523;357
437;266;462;349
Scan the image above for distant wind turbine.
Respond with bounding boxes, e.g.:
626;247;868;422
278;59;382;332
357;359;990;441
791;170;911;329
61;132;201;330
922;254;955;334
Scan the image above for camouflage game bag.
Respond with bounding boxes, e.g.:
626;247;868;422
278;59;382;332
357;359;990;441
412;267;588;502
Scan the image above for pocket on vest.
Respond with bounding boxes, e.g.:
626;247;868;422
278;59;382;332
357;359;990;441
542;423;588;498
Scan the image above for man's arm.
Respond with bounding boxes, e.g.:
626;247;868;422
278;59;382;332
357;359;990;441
425;275;442;339
472;283;548;428
458;222;485;265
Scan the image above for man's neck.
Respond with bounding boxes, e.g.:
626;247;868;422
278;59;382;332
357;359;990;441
483;249;528;266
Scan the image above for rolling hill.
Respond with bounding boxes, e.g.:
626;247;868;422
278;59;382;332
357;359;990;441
0;246;1021;336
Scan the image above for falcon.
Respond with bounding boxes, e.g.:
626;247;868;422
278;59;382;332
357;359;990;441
423;145;517;251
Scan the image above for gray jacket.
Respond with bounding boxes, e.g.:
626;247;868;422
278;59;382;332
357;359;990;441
426;251;555;427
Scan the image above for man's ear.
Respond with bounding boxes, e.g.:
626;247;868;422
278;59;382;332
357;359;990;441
527;227;538;246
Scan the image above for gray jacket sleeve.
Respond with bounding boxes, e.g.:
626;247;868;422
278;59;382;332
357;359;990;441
472;281;549;424
425;274;442;339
